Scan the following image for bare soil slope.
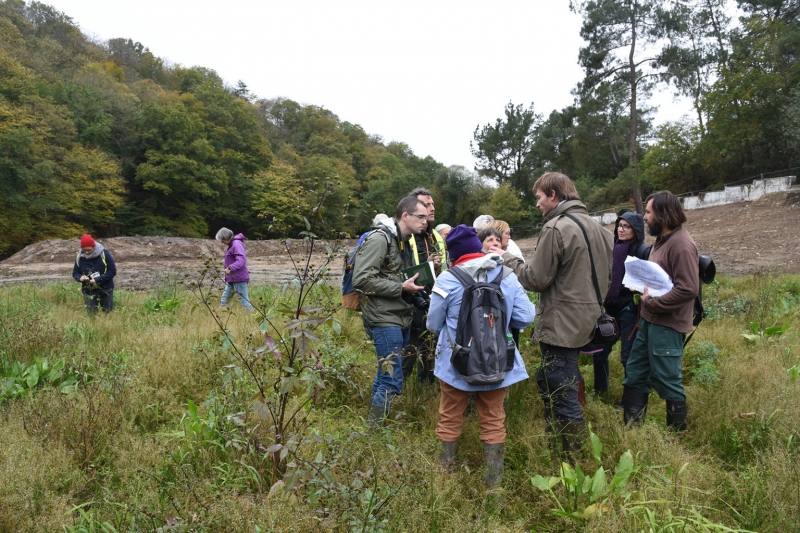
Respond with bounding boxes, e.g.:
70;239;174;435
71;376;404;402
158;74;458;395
3;190;800;289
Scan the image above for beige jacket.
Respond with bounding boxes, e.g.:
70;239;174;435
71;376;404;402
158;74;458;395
503;200;613;348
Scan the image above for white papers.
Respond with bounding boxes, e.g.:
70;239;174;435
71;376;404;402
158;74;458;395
622;257;673;297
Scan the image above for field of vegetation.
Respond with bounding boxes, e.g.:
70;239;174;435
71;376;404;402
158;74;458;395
2;232;799;533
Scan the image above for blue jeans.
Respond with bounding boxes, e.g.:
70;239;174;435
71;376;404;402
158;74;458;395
365;326;409;410
221;282;254;311
592;303;639;392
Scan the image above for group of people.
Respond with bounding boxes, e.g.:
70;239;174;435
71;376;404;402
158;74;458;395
73;173;700;492
352;173;699;490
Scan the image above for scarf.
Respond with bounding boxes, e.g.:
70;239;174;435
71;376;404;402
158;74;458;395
605;240;633;304
451;252;485;267
79;242;104;260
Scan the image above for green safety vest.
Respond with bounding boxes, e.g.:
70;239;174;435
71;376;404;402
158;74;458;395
76;250;108;273
409;229;447;272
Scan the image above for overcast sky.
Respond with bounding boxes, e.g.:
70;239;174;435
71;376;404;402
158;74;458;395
44;0;693;169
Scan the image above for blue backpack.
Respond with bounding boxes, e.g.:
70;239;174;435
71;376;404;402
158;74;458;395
342;229;391;311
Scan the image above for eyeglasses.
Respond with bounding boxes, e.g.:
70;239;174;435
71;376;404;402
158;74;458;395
618;224;633;231
503;231;511;236
406;212;427;220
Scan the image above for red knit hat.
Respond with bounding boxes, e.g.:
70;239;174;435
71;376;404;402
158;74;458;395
80;234;96;247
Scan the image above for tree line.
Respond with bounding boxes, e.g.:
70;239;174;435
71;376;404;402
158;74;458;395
1;0;797;258
472;0;800;215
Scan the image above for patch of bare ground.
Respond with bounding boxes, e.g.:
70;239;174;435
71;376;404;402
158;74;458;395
2;189;800;289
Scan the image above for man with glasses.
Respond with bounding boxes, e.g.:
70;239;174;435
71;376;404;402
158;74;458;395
402;188;446;384
354;196;429;426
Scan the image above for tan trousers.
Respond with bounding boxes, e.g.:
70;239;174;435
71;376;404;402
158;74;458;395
436;381;507;444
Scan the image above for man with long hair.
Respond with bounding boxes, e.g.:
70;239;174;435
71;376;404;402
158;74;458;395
622;191;699;430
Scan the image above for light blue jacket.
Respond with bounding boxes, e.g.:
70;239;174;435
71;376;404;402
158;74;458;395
426;254;536;392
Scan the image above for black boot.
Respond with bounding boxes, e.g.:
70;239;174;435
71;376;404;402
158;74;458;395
562;420;586;458
622;387;649;426
366;403;386;429
666;400;688;431
552;419;586;460
483;443;505;489
439;440;457;470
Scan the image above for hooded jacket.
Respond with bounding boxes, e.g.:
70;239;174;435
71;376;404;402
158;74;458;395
352;217;415;329
72;243;117;294
503;200;613;348
605;212;648;314
224;234;250;283
427;254;535;392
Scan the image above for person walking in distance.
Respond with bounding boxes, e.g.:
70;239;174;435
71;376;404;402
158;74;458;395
487;172;612;456
353;196;429;426
621;191;699;430
216;228;255;312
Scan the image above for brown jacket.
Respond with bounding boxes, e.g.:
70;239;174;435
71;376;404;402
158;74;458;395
641;227;699;334
503;200;613;348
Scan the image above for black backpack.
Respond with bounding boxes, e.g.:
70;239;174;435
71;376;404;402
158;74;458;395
446;266;515;385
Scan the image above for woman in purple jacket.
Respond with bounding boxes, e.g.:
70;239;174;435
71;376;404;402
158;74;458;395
215;228;255;311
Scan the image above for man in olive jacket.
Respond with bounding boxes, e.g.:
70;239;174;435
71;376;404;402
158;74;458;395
622;191;699;431
489;172;613;454
353;196;429;425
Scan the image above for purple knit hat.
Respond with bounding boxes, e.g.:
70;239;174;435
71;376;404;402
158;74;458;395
445;224;483;262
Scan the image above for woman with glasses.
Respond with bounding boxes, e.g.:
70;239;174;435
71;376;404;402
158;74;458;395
591;212;650;399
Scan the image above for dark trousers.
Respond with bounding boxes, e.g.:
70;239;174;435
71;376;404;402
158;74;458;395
592;303;639;393
83;289;114;314
402;306;435;383
538;342;584;422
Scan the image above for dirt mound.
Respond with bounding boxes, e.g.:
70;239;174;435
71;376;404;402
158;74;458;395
3;190;800;289
0;236;341;290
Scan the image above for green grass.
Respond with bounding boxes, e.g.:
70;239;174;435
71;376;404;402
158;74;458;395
1;274;799;532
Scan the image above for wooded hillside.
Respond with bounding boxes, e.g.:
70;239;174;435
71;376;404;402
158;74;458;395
2;0;798;258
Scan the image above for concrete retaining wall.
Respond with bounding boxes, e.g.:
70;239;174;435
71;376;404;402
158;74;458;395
590;175;795;226
683;176;796;210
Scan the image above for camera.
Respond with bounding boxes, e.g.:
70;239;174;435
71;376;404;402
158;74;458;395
404;291;430;311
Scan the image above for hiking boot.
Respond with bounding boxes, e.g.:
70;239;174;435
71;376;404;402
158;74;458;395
622;387;649;426
560;419;587;459
439;440;457;471
366;403;386;429
483;442;505;489
666;400;688;431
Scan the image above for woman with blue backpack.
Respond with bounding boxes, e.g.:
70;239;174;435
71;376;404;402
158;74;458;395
426;224;535;490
